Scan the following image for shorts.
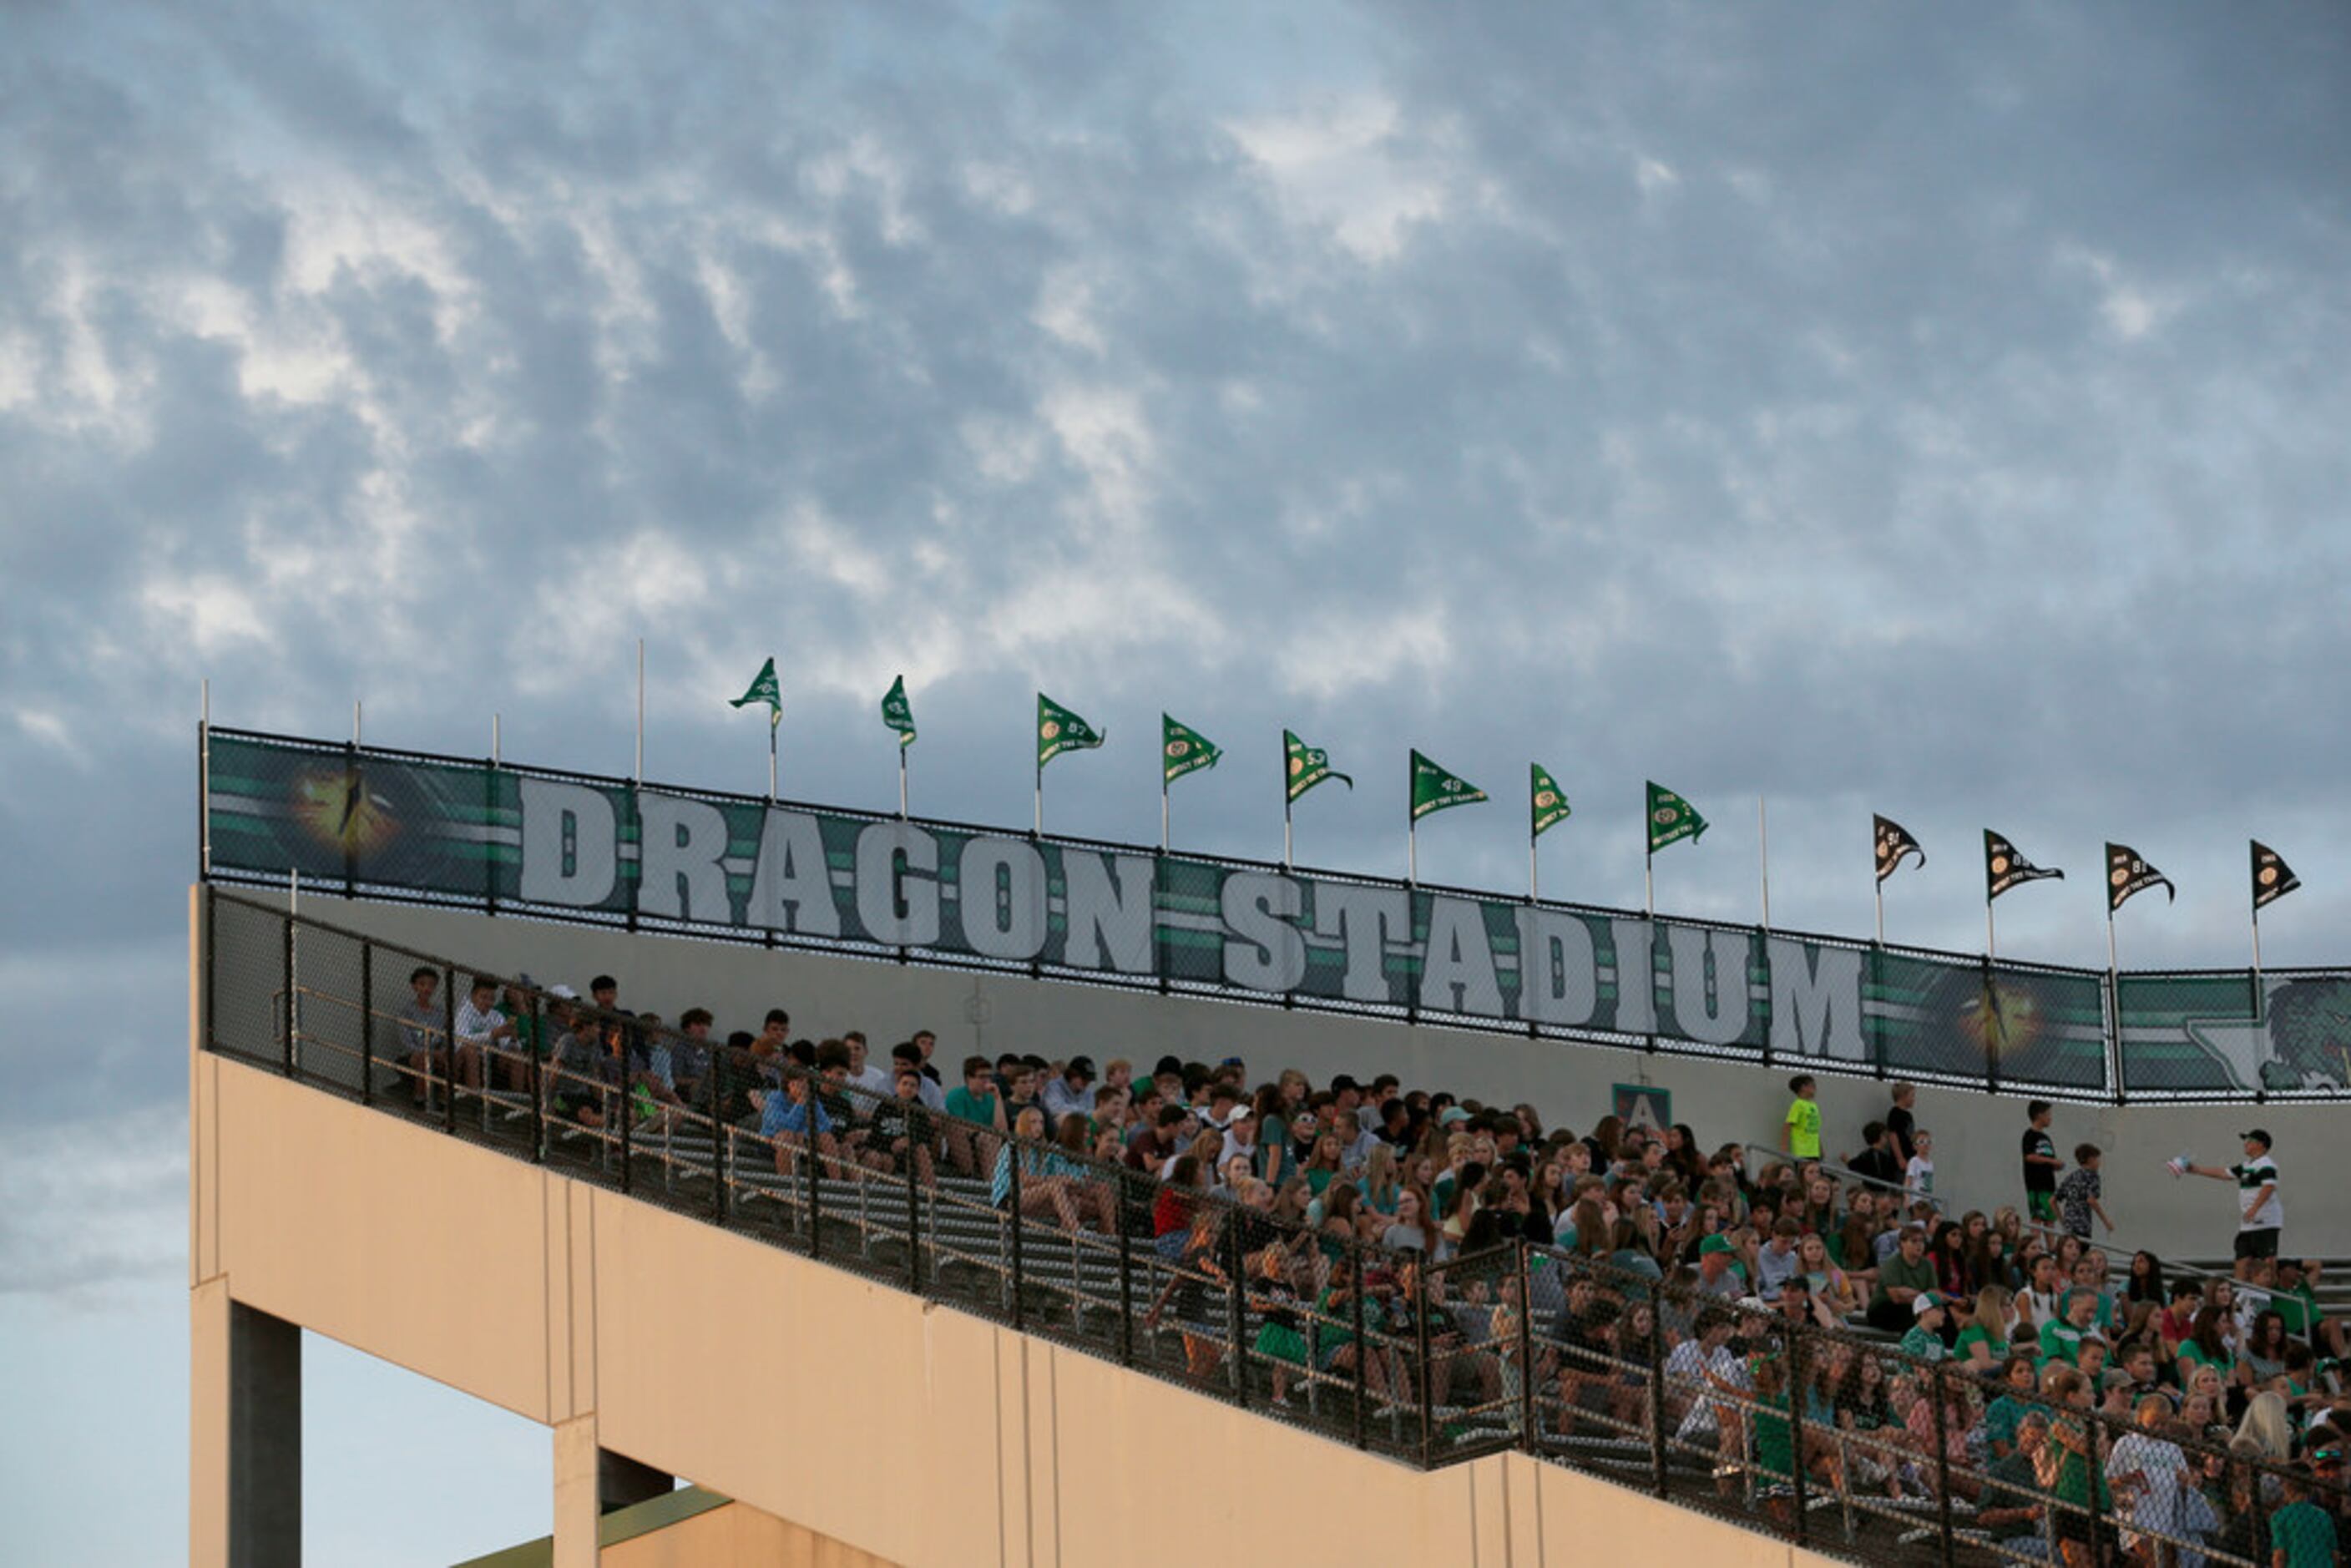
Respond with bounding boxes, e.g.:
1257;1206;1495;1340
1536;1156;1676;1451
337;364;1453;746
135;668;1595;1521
2234;1227;2280;1262
2027;1191;2057;1223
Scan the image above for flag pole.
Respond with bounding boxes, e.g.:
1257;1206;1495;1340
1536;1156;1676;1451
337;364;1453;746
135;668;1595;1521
1034;751;1043;837
1408;819;1418;885
2251;903;2264;1026
767;717;778;802
899;745;908;818
1161;767;1170;853
1757;796;1772;930
1986;896;1997;961
1874;879;1886;946
199;678;212;878
635;637;645;784
1529;822;1539;903
1282;755;1293;867
492;711;502;765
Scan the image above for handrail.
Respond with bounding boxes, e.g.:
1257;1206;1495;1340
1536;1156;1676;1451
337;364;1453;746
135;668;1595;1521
201;885;2350;1568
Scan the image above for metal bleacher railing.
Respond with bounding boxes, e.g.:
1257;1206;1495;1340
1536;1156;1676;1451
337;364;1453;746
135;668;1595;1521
200;888;2351;1568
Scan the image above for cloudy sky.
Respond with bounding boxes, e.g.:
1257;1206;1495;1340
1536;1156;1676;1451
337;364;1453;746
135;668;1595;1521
4;1;2347;1558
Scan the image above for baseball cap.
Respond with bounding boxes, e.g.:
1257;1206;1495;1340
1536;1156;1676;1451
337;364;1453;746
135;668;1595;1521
1153;1055;1184;1078
1065;1055;1096;1081
1698;1234;1737;1257
2238;1128;2273;1149
1914;1292;1945;1317
1438;1106;1471;1126
547;984;579;1000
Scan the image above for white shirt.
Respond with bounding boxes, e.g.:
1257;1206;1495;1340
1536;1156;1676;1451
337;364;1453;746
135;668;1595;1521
454;1000;505;1048
2232;1155;2282;1231
847;1065;893;1099
1666;1341;1745;1439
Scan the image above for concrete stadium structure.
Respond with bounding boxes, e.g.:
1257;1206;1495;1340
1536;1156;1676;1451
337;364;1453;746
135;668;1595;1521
189;887;2341;1565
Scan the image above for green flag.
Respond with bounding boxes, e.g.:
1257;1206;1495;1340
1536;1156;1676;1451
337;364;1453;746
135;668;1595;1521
729;657;782;726
1410;751;1488;821
1284;729;1352;803
1037;693;1105;767
881;675;916;747
1531;763;1570;839
1162;714;1221;785
1646;781;1706;853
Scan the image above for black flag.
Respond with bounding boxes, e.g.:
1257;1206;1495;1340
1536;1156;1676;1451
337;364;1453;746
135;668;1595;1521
1874;814;1925;883
1985;830;2063;902
2252;841;2300;913
2106;842;2175;913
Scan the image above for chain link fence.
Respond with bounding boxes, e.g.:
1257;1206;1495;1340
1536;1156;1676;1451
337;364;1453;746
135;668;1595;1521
200;888;2351;1564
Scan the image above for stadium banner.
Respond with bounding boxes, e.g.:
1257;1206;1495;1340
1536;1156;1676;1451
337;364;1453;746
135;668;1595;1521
205;728;2344;1100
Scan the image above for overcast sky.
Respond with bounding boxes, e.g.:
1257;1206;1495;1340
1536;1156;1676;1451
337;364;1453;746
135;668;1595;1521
5;2;2348;1559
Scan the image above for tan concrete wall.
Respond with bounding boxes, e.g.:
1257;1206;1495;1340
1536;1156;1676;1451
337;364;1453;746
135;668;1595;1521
191;1044;1839;1567
291;893;2348;1259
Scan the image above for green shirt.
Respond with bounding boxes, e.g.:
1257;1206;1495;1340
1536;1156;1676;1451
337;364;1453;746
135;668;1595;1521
1752;1386;1795;1480
2275;1282;2324;1338
944;1086;999;1126
2050;1414;2106;1509
1985;1393;2034;1454
1900;1325;1949;1362
2039;1319;2086;1367
1873;1251;1936;1308
1954;1323;1999;1367
1786;1097;1823;1158
2269;1500;2336;1568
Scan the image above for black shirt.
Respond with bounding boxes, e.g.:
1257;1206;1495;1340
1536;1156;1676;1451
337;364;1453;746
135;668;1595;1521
2022;1128;2058;1194
1885;1105;1916;1164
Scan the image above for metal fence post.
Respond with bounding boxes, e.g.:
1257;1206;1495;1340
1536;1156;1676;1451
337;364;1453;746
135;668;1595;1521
527;992;544;1165
1929;1362;1955;1568
442;964;458;1135
1787;1322;1810;1542
1647;1282;1670;1496
1226;1213;1249;1409
714;1116;731;1229
1007;1141;1024;1333
618;1038;635;1195
801;1079;819;1259
905;1101;923;1295
358;938;374;1108
281;908;296;1078
1351;1235;1368;1449
1517;1243;1536;1454
1415;1262;1436;1469
1117;1174;1136;1368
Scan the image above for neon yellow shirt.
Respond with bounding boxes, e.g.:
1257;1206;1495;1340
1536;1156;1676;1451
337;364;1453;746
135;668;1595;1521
1786;1098;1822;1158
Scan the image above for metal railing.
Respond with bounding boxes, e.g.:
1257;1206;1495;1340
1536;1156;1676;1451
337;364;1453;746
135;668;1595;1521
200;888;2351;1567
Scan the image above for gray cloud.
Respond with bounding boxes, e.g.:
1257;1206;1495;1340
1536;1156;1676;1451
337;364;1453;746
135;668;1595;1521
5;0;2349;1119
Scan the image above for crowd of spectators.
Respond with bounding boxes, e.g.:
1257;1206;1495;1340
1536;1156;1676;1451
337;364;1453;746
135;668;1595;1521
387;964;2349;1563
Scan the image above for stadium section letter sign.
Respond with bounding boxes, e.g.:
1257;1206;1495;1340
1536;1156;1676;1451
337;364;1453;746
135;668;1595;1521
206;732;2163;1094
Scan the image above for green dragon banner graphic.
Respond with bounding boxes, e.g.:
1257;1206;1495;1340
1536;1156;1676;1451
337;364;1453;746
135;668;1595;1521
201;731;2344;1098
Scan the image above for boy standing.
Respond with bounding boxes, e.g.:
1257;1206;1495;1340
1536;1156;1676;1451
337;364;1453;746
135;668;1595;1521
2055;1144;2114;1238
1782;1075;1822;1161
1885;1080;1919;1165
1905;1129;1936;1207
2180;1130;2283;1281
2021;1100;2064;1227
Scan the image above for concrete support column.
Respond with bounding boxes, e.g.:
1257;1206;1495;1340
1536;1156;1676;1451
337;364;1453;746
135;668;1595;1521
190;1279;303;1568
553;1416;601;1568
